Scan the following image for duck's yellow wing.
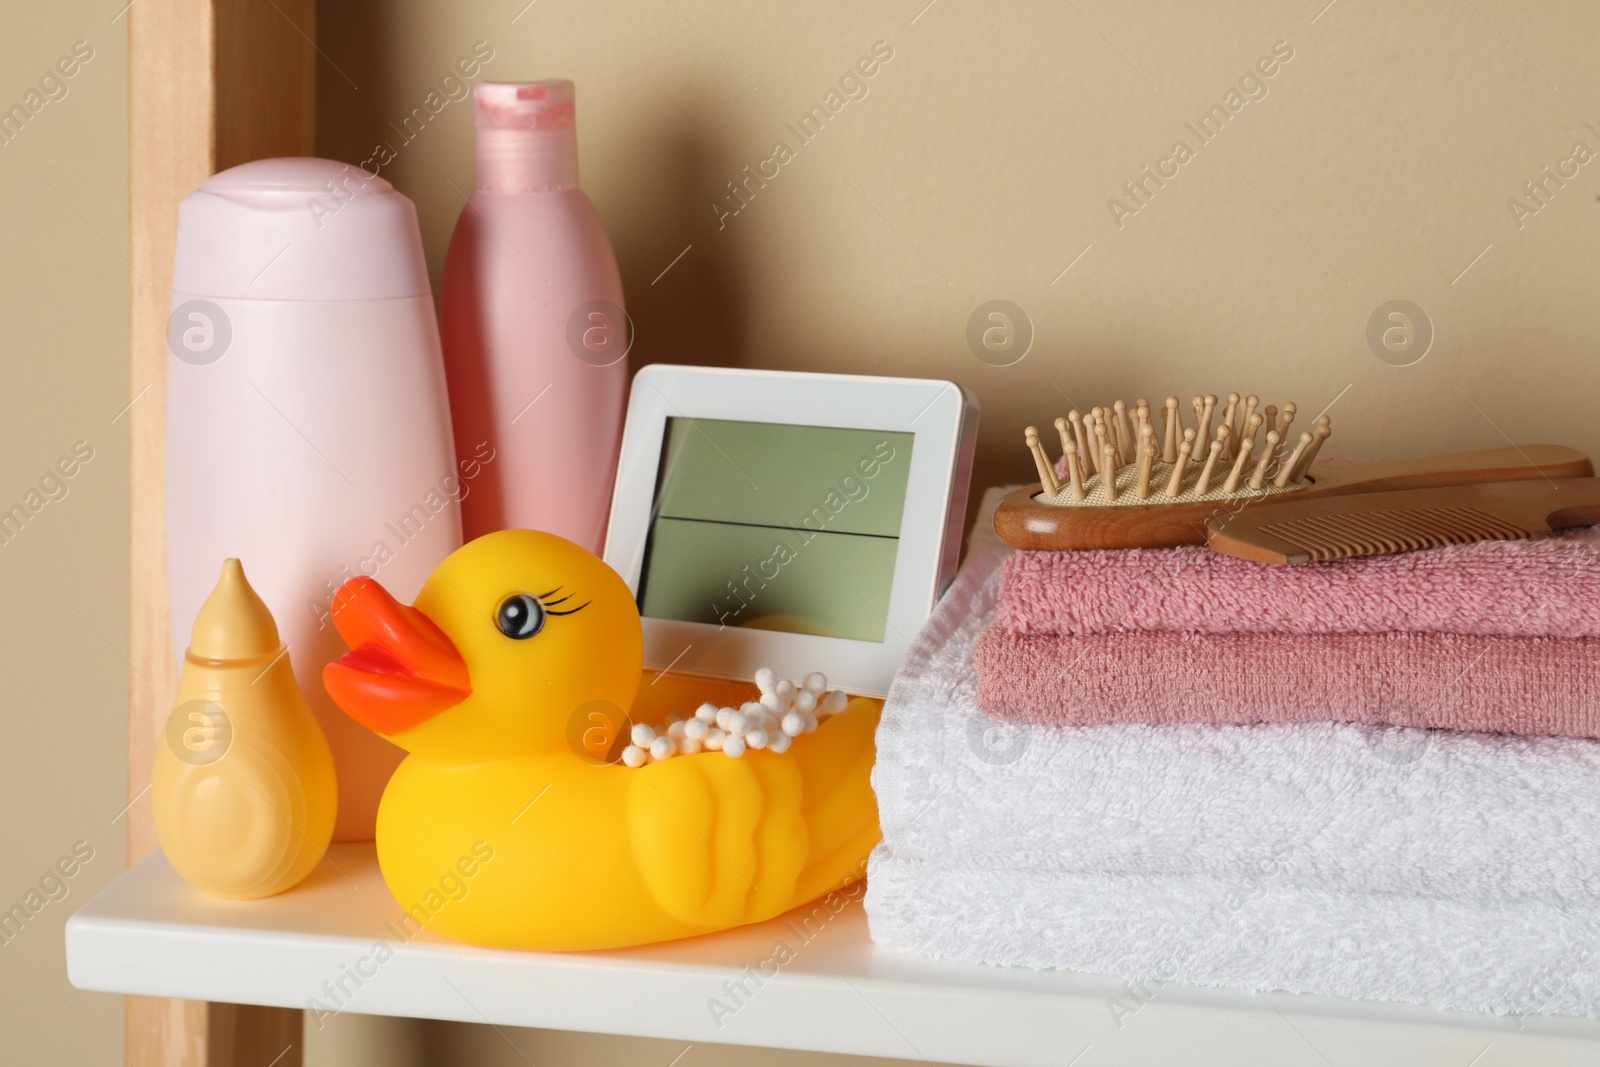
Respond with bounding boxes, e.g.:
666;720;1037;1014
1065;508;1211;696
790;697;882;902
627;749;807;929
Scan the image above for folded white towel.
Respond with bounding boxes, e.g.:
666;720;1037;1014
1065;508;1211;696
868;851;1600;1017
865;491;1600;1016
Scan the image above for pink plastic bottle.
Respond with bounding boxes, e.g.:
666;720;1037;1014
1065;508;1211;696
167;158;462;842
441;80;628;552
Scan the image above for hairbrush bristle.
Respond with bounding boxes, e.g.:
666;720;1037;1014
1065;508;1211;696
1028;392;1332;507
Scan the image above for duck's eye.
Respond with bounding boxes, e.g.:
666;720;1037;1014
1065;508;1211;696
495;594;546;640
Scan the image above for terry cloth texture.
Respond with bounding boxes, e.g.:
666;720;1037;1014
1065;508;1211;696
866;495;1600;1016
994;526;1600;638
974;627;1600;738
980;513;1600;737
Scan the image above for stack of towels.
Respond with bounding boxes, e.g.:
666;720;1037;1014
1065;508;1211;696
865;490;1600;1017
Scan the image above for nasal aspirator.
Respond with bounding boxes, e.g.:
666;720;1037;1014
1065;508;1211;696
152;559;338;898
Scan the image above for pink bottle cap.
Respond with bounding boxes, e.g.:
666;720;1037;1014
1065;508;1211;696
474;81;580;192
172;157;433;302
475;80;576;130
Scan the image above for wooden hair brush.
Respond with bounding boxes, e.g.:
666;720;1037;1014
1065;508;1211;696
995;391;1593;551
1205;478;1600;564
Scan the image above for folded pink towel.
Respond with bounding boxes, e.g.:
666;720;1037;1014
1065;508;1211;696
974;627;1600;738
996;527;1600;638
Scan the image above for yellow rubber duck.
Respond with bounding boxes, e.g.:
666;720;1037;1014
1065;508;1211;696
322;529;881;950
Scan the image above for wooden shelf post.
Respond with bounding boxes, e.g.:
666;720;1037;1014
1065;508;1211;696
128;1;317;1063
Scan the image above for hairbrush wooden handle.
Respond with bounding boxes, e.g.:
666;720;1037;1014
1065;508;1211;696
993;445;1593;551
1205;477;1600;564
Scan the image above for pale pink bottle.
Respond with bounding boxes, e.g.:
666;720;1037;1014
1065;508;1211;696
166;158;461;843
441;80;628;552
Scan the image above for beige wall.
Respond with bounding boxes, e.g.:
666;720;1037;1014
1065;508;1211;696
0;1;129;1064
5;0;1600;1063
318;0;1600;505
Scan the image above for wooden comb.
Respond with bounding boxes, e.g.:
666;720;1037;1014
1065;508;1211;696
996;444;1593;550
1205;478;1600;564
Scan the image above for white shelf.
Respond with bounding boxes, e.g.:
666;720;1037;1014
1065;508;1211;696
67;846;1600;1066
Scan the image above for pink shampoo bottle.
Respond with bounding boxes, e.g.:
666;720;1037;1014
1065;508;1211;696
166;158;462;842
441;80;628;552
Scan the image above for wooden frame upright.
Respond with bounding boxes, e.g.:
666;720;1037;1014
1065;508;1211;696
127;1;317;1062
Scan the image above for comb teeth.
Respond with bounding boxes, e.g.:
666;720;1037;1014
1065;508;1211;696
1256;507;1535;562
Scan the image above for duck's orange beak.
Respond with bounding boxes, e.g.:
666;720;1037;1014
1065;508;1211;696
322;577;471;736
